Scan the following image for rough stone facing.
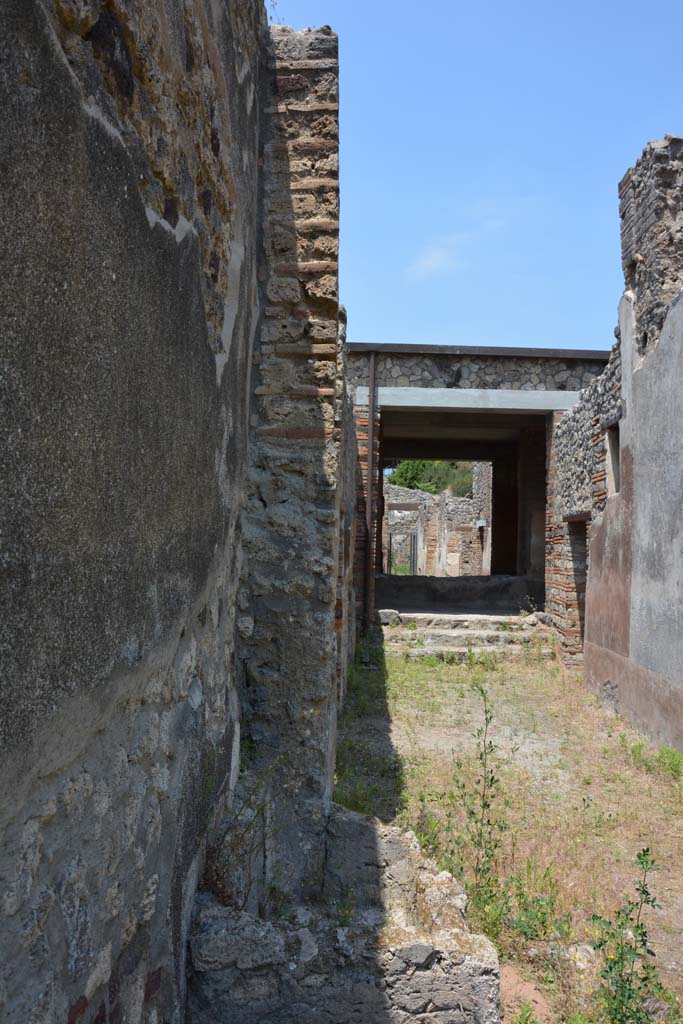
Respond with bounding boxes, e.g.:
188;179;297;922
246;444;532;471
347;351;607;399
619;135;683;354
545;345;622;657
188;806;500;1024
235;22;342;906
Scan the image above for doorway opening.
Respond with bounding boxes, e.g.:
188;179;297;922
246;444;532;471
375;409;548;614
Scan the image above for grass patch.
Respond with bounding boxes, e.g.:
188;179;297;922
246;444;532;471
335;643;683;1022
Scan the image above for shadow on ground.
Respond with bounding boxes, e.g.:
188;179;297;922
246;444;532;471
188;627;500;1023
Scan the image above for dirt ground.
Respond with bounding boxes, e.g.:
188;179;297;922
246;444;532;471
334;639;683;1022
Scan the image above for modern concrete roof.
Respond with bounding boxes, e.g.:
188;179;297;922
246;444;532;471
347;342;611;361
355;386;581;413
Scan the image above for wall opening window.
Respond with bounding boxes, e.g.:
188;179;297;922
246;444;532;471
606;423;621;495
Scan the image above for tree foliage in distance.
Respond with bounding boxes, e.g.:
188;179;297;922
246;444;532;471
386;460;474;497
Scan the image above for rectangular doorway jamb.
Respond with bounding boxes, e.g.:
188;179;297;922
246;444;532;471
364;351;376;629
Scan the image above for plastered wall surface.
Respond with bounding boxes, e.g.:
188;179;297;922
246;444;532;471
1;2;261;1020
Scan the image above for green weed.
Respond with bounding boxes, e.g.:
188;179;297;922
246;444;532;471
514;1005;541;1024
590;848;675;1024
451;682;508;929
508;860;572;942
656;746;683;782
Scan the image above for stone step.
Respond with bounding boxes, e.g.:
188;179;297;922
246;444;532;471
378;610;539;631
392;644;554;662
383;627;538;647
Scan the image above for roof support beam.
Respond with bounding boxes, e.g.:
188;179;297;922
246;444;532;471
355;386;580;414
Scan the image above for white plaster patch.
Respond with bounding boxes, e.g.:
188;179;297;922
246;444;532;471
145;206;198;246
141;874;159;923
229;721;241;798
216;238;245;385
188;678;204;710
82;98;124;146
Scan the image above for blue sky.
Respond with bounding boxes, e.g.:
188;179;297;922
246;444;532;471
272;0;683;350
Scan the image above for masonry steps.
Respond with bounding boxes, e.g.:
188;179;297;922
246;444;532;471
379;611;537;630
377;609;553;661
397;643;554;662
383;627;538;648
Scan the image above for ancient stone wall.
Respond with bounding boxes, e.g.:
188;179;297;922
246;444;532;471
472;462;494;520
548;137;683;750
383;484;430;574
619;136;683;354
188;805;500;1024
545;345;622;657
551;344;622;519
433;470;492;577
347;349;607;397
222;21;343;908
1;2;266;1021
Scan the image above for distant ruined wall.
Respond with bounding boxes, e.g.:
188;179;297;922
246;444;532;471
382;470;492;579
472;461;494;520
549;136;683;749
1;6;350;1023
432;470;492;578
382;484;430;573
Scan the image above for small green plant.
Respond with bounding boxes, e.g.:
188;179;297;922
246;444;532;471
476;650;498;672
590;848;667;1024
514;1005;541;1024
508;860;571;941
333;896;354;927
451;682;508;928
630;740;653;772
655;745;683;782
392;561;411;575
415;796;442;858
334;777;381;815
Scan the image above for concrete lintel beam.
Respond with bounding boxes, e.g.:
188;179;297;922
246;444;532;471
354;386;580;414
347;342;610;361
